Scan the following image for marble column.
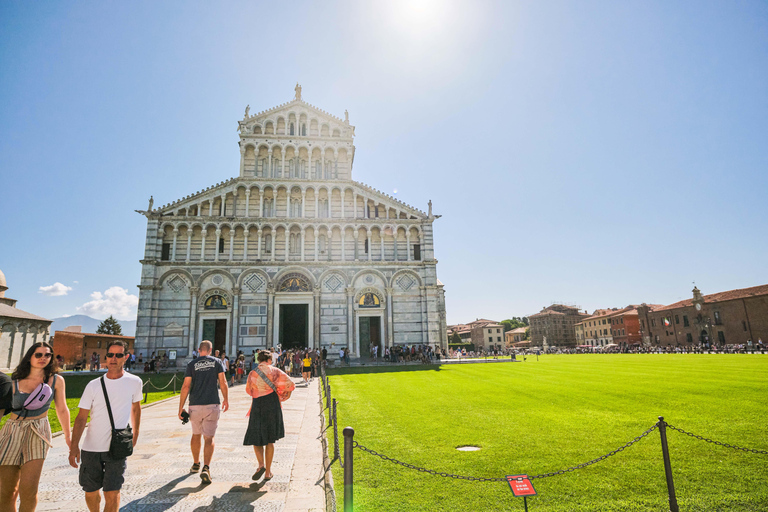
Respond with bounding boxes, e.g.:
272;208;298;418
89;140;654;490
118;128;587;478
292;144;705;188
301;191;306;218
186;232;192;262
341;191;345;218
386;287;394;347
346;287;355;356
229;232;235;261
214;229;221;262
171;229;178;261
243;231;249;261
341;231;346;261
313;287;321;349
353;231;359;261
300;228;306;261
406;232;412;261
200;233;207;261
188;287;199;356
230;289;240;355
314;232;319;262
259;191;264;217
245;190;251;217
266;285;275;348
379;232;384;261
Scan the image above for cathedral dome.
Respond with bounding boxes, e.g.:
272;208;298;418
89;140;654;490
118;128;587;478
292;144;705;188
0;268;6;297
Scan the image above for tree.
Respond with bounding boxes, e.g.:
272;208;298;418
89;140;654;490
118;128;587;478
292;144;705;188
450;331;462;345
97;316;123;336
502;317;531;332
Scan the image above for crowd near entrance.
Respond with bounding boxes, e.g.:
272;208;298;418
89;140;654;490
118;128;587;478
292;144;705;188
359;316;382;357
280;303;308;349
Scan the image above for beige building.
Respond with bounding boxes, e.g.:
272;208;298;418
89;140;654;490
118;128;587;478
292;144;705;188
505;326;527;347
578;309;617;347
529;305;589;347
0;269;52;371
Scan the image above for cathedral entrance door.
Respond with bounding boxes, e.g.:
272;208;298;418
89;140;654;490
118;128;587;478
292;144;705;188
202;319;227;355
279;304;308;349
359;316;382;357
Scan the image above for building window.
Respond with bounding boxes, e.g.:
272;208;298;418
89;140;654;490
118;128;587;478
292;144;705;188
714;311;722;325
497;329;501;334
497;337;501;342
651;319;656;327
717;331;725;343
488;337;492;342
161;243;171;261
683;315;689;327
413;244;421;261
686;333;693;343
97;341;102;348
675;315;679;324
218;237;225;253
364;239;369;254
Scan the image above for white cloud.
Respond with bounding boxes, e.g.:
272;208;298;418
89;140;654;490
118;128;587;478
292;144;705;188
73;280;79;284
39;282;73;296
76;287;139;320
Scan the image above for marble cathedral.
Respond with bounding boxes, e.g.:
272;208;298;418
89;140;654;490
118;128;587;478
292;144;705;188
135;86;447;362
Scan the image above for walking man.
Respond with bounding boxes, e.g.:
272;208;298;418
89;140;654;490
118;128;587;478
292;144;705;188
69;340;143;512
178;340;229;484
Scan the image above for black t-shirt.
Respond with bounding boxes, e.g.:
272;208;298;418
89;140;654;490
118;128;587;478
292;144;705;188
185;356;224;406
0;372;12;417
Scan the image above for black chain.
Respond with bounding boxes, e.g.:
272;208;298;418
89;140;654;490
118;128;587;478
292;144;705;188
529;424;658;479
354;424;658;482
143;375;178;391
354;441;505;482
666;424;768;455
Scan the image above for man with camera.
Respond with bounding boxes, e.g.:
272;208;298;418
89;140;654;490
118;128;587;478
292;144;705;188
69;340;143;512
178;340;229;484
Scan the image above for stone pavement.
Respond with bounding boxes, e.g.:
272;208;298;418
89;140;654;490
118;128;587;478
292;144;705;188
35;377;326;511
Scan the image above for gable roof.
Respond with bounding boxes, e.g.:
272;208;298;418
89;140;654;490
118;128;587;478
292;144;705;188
652;284;768;312
0;303;52;323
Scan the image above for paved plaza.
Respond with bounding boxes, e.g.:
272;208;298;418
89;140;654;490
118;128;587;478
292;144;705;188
35;377;326;512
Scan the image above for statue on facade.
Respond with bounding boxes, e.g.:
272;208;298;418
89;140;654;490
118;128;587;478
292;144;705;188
344;109;349;123
244;104;250;118
148;196;154;211
428;200;432;217
294;83;302;101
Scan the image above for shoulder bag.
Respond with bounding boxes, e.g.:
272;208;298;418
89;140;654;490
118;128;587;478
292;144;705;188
100;376;133;459
254;367;292;402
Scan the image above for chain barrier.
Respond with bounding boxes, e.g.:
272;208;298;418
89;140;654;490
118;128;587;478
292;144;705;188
352;423;659;482
529;424;658;479
666;424;768;455
143;374;178;391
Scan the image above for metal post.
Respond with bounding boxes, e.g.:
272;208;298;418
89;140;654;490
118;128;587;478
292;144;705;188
173;375;177;394
327;384;332;411
332;398;337;428
658;417;679;512
343;427;355;512
524;496;528;512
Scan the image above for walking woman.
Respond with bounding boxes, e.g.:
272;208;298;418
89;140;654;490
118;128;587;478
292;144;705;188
301;352;312;385
244;350;295;481
0;342;71;511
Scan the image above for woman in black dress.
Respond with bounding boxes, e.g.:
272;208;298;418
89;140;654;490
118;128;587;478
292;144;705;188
244;350;295;480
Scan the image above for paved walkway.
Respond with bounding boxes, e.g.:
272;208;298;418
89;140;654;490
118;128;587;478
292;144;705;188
35;377;326;512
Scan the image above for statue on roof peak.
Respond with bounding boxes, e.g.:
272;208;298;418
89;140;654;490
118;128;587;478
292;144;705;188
345;109;349;123
294;83;302;101
244;104;250;118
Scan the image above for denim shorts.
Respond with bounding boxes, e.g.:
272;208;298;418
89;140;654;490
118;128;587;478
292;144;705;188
79;450;127;492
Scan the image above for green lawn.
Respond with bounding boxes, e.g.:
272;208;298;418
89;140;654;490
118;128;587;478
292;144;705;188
1;372;185;433
324;355;768;511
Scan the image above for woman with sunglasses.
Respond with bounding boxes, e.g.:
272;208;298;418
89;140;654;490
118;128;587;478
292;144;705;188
0;342;71;511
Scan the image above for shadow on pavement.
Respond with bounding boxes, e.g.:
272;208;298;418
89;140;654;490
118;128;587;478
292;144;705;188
120;474;207;512
189;482;269;512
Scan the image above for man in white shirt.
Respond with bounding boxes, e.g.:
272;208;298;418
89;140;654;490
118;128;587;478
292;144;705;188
69;340;142;512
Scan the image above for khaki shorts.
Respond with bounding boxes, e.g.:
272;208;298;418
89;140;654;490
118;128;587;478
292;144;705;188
188;404;220;437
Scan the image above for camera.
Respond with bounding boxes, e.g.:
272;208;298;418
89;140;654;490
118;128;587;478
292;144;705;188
180;410;190;425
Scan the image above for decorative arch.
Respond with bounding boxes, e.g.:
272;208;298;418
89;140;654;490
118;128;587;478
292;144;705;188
200;289;230;310
354;287;385;306
352;269;388;288
318;269;347;293
390;269;422;292
274;267;315;291
238;269;270;293
196;269;235;289
157;269;195;291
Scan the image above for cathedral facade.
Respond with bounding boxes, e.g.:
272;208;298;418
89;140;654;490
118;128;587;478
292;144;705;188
135;88;447;362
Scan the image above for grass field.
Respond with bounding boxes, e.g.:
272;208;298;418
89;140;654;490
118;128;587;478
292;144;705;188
325;355;768;511
1;371;185;433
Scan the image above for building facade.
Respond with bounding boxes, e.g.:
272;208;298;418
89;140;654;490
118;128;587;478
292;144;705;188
579;309;616;347
505;326;527;347
135;88;447;362
529;305;589;347
637;285;768;347
0;269;52;371
52;329;135;368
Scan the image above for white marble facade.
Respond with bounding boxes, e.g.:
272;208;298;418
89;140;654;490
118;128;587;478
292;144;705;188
134;88;447;362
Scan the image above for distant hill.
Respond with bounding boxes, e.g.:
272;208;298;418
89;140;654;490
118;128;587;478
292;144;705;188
51;315;136;337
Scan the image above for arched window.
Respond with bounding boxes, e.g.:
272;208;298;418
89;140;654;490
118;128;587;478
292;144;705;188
264;234;272;253
320;198;329;217
319;234;327;253
301;124;306;136
315;161;322;179
289;123;295;136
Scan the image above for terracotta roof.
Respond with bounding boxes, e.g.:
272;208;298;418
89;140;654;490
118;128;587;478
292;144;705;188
0;304;52;323
53;330;134;340
653;284;768;312
530;310;565;317
509;327;527;334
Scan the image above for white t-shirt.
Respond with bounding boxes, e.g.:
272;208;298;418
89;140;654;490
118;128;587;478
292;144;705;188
78;373;143;452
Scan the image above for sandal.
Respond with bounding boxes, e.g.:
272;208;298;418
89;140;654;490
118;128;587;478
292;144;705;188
252;467;266;480
263;473;273;481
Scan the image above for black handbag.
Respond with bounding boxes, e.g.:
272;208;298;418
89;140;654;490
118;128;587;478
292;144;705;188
100;376;133;459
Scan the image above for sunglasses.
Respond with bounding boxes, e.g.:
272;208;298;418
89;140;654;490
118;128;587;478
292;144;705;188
34;353;52;359
106;352;126;359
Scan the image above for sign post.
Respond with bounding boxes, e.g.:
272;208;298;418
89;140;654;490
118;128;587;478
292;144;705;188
507;474;537;511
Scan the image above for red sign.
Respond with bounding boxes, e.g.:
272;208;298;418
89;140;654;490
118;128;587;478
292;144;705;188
506;475;537;497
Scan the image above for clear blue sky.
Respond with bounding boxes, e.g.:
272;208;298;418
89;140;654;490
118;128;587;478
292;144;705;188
1;0;766;325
